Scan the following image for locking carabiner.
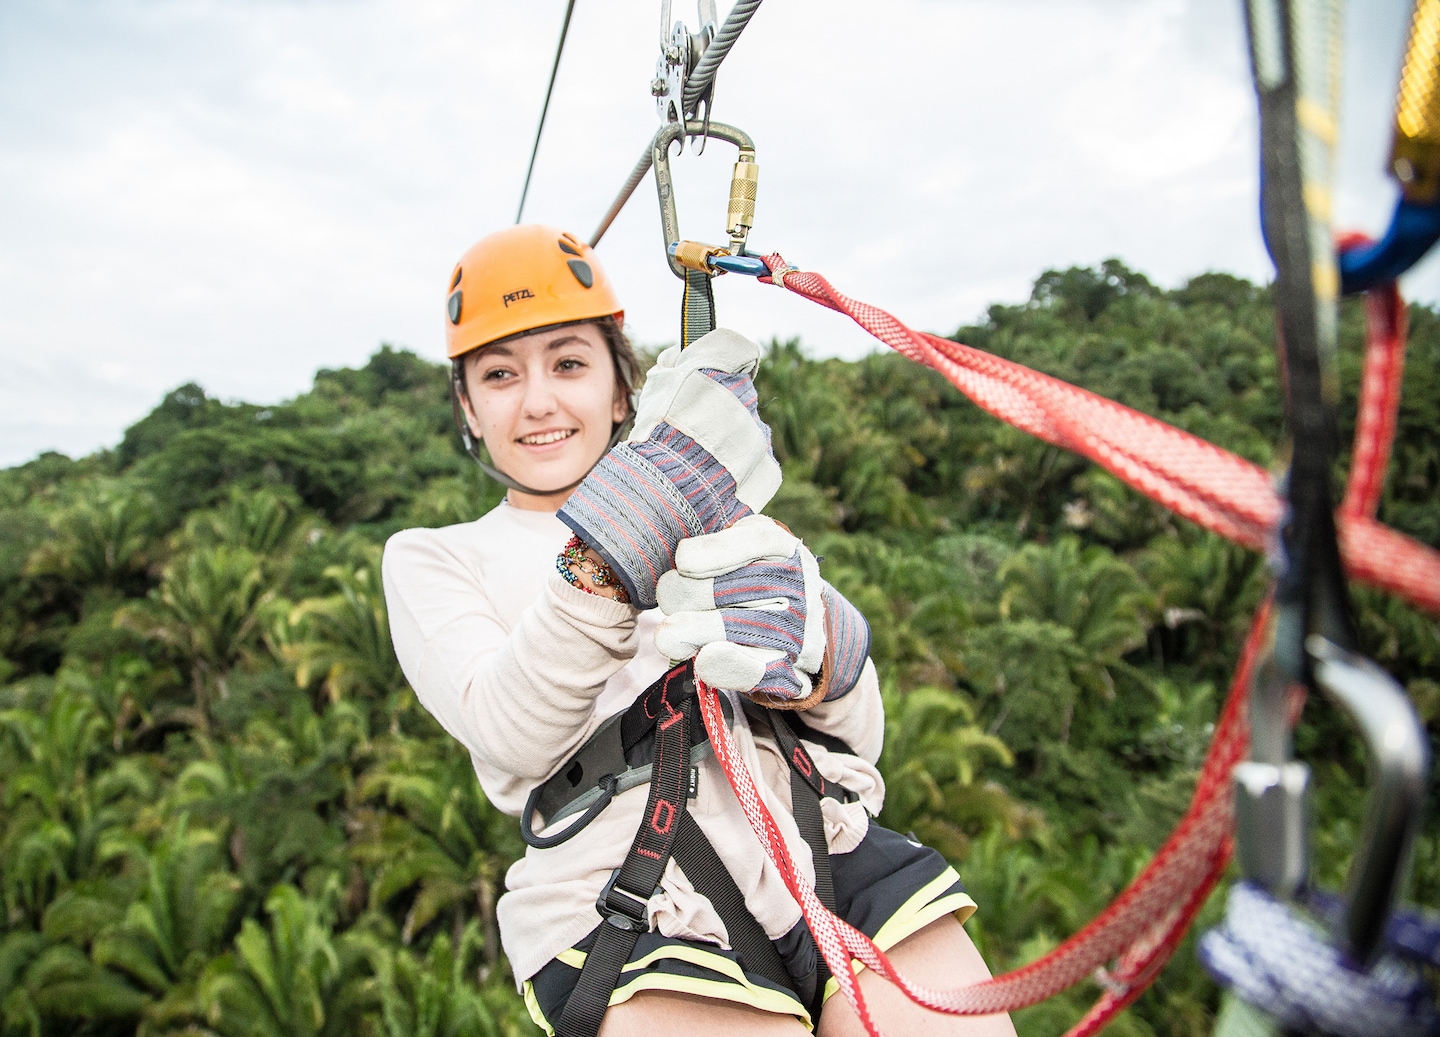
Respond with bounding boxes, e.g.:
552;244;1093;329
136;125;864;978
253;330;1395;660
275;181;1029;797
650;119;758;349
651;118;758;279
1341;0;1440;293
1308;638;1430;964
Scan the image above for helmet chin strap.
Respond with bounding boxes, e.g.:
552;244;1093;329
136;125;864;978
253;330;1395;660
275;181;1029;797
472;424;629;498
475;457;585;498
451;374;634;500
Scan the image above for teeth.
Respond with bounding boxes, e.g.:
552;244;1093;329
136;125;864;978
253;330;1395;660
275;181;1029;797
520;429;575;445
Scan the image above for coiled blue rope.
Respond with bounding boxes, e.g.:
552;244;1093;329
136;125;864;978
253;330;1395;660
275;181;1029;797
1200;882;1440;1037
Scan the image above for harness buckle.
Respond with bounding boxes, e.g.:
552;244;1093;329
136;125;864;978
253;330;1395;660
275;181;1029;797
596;868;658;933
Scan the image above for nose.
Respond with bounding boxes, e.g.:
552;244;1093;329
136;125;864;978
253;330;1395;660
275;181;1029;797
520;368;559;419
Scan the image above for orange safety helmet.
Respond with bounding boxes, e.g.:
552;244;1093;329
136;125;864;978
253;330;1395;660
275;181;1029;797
445;225;634;497
445;224;624;359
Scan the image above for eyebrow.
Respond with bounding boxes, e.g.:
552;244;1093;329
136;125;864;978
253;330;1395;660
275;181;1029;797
543;335;594;351
475;334;595;361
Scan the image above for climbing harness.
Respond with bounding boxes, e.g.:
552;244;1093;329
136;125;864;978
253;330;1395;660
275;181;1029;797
520;677;734;850
529;0;1440;1034
530;660;860;1035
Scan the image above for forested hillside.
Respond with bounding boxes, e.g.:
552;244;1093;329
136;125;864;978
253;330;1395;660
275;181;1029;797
2;261;1437;1036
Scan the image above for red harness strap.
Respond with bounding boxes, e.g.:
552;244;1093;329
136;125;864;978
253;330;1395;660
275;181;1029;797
693;255;1436;1036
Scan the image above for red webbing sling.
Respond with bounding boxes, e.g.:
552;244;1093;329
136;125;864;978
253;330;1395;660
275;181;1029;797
691;253;1438;1037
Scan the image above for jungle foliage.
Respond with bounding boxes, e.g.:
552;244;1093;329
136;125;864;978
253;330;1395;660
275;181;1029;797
2;260;1437;1036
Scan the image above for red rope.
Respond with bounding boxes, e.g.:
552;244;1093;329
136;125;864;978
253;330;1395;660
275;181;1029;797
758;255;1440;617
1337;233;1407;522
691;253;1437;1035
1065;848;1233;1037
697;600;1259;1033
1343;289;1407;519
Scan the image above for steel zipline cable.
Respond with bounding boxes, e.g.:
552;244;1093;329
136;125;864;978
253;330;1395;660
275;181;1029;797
589;147;655;248
589;0;764;247
516;0;578;225
681;0;762;112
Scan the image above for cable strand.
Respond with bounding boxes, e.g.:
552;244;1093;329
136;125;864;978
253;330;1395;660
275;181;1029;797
516;0;578;224
589;140;655;248
589;0;763;247
682;0;763;113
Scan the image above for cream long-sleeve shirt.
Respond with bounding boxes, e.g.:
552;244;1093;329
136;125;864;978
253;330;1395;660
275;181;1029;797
382;501;886;985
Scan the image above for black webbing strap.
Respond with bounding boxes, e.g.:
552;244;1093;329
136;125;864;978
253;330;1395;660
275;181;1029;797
788;765;837;1021
1247;0;1356;683
768;709;860;808
765;709;859;913
671;812;794;992
766;708;863;1017
681;267;716;349
787;771;836;913
558;664;697;1037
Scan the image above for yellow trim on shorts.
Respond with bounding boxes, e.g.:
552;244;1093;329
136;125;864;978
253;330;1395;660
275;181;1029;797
821;866;977;1004
523;866;977;1032
524;941;814;1035
523;981;556;1036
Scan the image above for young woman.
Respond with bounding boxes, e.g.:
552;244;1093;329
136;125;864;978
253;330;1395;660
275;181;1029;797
382;225;1014;1037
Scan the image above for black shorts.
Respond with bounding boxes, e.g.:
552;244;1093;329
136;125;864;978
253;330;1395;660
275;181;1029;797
523;823;976;1033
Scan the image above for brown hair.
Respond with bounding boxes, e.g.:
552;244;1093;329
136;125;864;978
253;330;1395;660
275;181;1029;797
596;316;640;427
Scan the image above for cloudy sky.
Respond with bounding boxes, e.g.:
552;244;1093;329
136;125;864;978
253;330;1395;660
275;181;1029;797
0;0;1427;468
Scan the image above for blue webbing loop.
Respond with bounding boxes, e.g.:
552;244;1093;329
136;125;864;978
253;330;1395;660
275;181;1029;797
1340;197;1440;295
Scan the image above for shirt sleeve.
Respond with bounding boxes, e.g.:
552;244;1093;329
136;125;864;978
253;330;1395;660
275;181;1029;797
382;528;640;782
797;657;883;765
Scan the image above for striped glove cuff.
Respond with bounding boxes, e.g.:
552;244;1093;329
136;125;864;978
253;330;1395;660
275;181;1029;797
816;583;871;701
558;425;752;610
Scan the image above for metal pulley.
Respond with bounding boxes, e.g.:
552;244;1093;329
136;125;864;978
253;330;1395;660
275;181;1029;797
652;0;718;154
587;0;764;250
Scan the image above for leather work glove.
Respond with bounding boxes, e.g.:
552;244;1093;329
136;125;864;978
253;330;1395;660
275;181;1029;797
654;515;872;709
559;329;782;610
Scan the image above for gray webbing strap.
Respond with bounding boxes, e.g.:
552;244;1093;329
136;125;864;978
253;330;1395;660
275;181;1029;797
681;268;716;349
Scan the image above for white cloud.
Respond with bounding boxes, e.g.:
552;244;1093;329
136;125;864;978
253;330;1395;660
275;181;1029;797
0;0;1427;467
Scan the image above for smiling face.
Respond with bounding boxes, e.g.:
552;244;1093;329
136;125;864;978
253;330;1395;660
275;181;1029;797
457;321;629;511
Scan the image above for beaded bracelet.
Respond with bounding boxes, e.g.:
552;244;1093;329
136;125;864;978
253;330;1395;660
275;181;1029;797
556;534;631;604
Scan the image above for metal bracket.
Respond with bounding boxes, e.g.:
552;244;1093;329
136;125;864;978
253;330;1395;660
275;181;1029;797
652;1;718;155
